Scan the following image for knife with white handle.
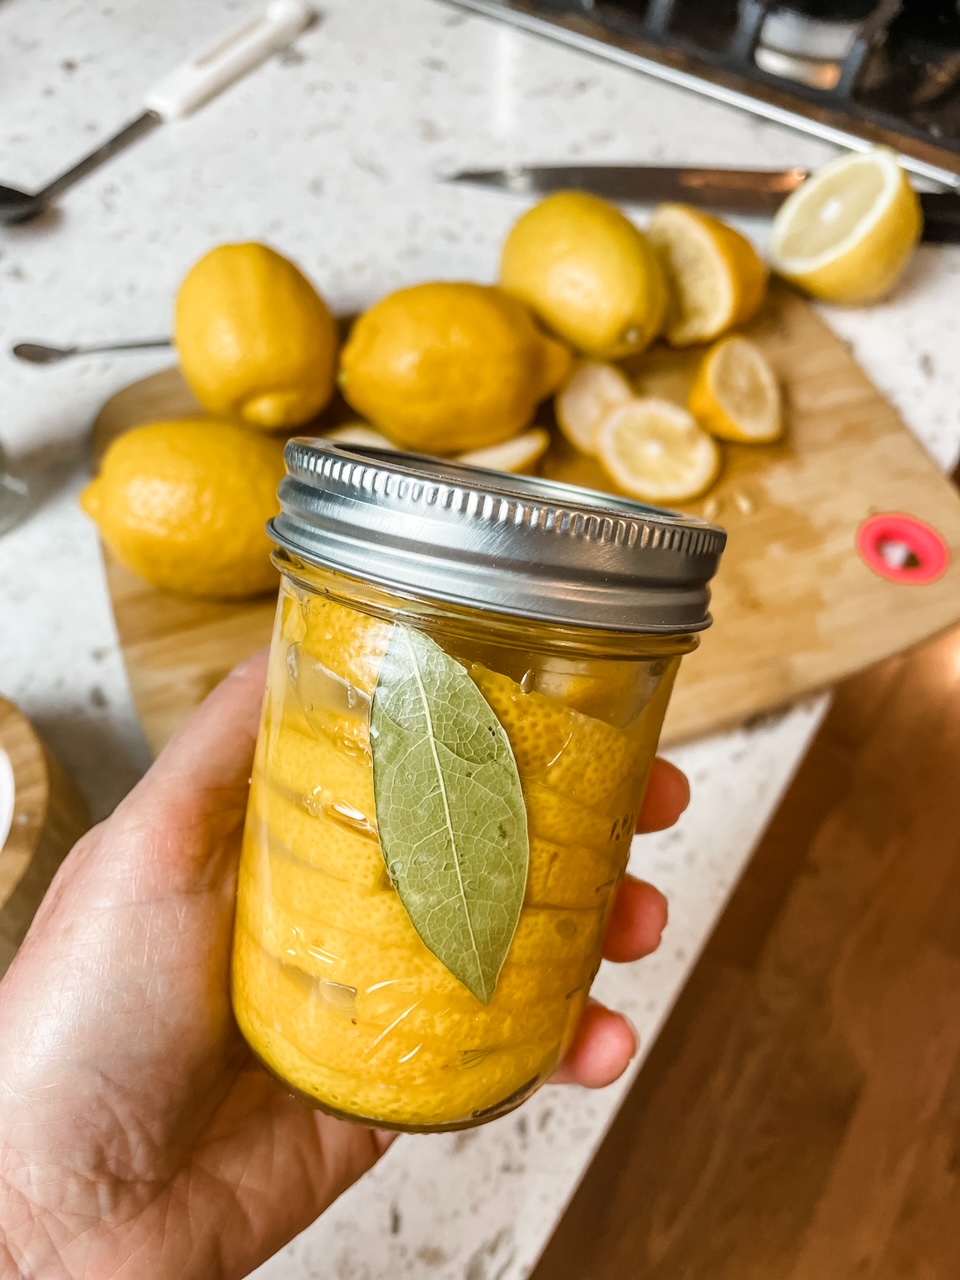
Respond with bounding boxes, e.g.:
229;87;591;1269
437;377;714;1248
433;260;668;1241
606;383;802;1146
444;163;960;244
0;1;314;224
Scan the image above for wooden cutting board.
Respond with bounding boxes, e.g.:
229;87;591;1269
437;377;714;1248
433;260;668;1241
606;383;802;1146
92;283;960;756
0;698;90;976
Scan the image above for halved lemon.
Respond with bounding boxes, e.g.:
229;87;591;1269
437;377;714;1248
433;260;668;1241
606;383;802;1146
648;204;768;347
595;398;720;503
768;147;922;304
457;428;551;474
689;336;782;443
555;361;634;456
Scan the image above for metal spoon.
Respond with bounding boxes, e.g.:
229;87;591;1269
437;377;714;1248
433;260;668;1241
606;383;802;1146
12;338;172;365
0;1;312;226
0;115;162;226
0;443;29;538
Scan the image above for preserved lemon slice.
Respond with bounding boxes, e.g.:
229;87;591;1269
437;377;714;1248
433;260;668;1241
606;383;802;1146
294;596;393;696
264;851;412;944
241;879;591;1021
596;398;721;503
526;835;620;909
249;795;385;887
468;662;641;806
266;726;376;818
525;783;632;852
354;958;582;1019
648;204;768;347
237;921;580;1058
234;964;563;1125
769;147;922;304
468;663;571;775
457;428;550;474
689;336;783;443
555;361;633;455
508;904;606;966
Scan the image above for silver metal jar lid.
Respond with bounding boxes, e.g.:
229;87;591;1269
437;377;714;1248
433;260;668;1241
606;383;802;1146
270;440;726;634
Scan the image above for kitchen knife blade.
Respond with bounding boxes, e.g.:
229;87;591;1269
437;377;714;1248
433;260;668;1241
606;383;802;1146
444;164;960;243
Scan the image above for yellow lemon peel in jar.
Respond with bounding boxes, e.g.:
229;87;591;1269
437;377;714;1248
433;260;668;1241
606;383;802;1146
467;662;641;807
266;725;377;816
248;792;386;890
526;836;620;909
233;923;577;1125
291;593;395;696
231;589;674;1129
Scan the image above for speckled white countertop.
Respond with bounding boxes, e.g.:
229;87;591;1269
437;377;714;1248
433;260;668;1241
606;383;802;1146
1;2;958;1276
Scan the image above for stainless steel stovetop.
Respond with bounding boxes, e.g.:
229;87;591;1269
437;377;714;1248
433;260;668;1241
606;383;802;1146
446;1;960;188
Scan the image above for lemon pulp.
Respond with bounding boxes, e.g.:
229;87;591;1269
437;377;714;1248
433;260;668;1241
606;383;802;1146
768;147;922;304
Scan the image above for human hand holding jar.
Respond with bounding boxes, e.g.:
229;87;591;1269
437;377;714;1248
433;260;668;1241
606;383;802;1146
0;642;695;1280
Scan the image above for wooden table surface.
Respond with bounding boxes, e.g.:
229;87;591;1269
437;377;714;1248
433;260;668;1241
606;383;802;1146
531;480;960;1279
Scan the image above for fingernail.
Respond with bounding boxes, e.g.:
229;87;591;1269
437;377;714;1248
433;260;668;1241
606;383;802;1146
678;773;691;812
231;648;269;678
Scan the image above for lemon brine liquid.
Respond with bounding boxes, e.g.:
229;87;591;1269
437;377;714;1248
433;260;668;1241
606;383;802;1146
232;565;692;1132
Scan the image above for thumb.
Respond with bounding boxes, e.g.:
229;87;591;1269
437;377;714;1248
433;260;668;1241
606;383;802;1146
106;649;270;885
3;650;271;1013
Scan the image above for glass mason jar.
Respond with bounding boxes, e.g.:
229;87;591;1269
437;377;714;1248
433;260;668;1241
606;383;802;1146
232;441;725;1133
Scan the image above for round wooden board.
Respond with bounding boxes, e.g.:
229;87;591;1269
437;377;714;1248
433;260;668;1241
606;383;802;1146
91;283;960;756
0;698;90;976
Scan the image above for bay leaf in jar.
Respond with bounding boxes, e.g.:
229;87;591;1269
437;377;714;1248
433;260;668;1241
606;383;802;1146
371;624;529;1004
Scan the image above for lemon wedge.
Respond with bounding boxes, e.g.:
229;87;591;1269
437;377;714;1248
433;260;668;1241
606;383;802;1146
555;361;634;456
648;204;768;347
327;424;549;474
689;336;782;444
595;398;720;503
457;428;551;474
768;147;922;304
326;424;398;449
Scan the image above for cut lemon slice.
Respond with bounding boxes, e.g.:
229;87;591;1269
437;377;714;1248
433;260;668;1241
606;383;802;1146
595;398;720;503
768;147;922;305
457;428;551;474
648;204;768;347
327;423;397;449
689;336;782;444
555;361;634;455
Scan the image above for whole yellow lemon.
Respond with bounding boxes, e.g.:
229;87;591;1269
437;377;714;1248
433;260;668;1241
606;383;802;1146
500;191;668;358
338;282;572;453
82;418;286;599
175;243;338;430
